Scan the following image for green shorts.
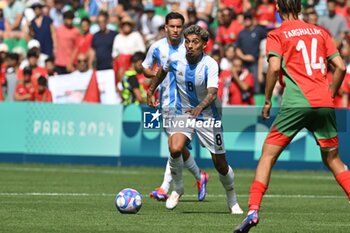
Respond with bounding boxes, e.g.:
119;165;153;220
265;108;338;148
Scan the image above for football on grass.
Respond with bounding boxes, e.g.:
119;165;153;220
115;188;142;214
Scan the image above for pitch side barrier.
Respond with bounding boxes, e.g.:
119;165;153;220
0;102;348;170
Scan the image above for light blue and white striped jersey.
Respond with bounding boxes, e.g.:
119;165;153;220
164;52;222;120
142;38;185;113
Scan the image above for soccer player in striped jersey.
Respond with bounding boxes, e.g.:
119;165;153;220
147;25;243;214
234;1;350;232
142;12;209;202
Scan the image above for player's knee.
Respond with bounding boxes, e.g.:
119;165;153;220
169;143;184;157
321;148;339;163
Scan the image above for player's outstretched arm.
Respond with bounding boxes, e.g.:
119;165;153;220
329;55;346;98
186;87;218;118
262;56;280;120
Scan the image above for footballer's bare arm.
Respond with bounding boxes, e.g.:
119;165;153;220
186;87;218;118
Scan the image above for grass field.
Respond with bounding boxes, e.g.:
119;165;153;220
0;163;349;233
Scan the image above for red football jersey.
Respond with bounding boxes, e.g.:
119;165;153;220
266;20;339;108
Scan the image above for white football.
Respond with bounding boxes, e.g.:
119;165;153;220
115;188;142;214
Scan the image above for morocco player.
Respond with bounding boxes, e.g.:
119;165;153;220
234;0;350;232
147;25;243;214
142;12;208;202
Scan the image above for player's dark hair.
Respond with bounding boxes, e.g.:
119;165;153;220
131;52;146;63
165;12;185;25
277;0;301;19
38;76;47;87
183;25;209;43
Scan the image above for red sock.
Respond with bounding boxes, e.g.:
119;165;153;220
248;180;268;211
335;170;350;200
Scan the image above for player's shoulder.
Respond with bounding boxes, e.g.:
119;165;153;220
148;38;168;51
202;54;218;66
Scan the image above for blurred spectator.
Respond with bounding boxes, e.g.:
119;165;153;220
314;0;328;17
4;0;26;39
179;0;216;23
318;0;349;48
66;0;89;28
215;7;243;57
45;57;58;76
220;45;235;71
34;75;52;102
71;17;92;67
228;57;255;105
14;66;35;101
18;49;48;83
123;0;143;30
140;3;164;47
20;39;48;69
90;11;117;70
5;52;20;100
0;2;5;41
72;53;90;74
196;20;214;54
236;12;266;93
29;0;56;58
218;0;251;14
155;24;166;41
112;16;145;81
255;0;276;26
55;10;80;74
88;0;119;23
121;51;146;105
0;43;8;86
49;0;65;28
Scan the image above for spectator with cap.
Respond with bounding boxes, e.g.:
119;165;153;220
34;75;52;102
55;10;80;74
236;11;266;93
14;66;35;101
29;0;56;58
112;16;145;81
20;39;48;69
90;11;117;71
140;3;164;47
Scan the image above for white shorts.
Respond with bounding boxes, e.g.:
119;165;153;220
168;115;225;154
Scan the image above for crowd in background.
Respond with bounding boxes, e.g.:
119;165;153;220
0;0;349;108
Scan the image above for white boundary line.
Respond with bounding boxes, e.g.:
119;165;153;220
0;192;345;199
0;166;334;180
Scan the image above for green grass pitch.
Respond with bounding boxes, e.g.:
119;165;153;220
0;163;349;233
